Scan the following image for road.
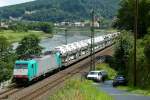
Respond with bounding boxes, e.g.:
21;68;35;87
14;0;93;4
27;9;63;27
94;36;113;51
94;81;150;100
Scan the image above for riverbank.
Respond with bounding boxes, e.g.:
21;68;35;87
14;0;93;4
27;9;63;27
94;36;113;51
0;30;52;43
55;27;118;33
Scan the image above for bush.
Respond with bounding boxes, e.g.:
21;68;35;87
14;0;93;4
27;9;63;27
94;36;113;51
96;63;117;80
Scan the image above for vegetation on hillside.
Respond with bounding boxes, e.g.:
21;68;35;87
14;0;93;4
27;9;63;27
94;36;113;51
50;79;113;100
0;0;120;22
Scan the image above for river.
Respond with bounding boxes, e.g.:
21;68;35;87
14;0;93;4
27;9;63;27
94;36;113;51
12;30;106;52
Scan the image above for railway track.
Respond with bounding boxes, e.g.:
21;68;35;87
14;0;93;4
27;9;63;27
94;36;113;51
0;85;24;99
0;46;113;100
18;62;86;100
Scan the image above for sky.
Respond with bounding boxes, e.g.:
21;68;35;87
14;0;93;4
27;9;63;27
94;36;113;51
0;0;35;7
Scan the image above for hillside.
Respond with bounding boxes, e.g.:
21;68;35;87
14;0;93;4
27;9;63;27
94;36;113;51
0;0;120;22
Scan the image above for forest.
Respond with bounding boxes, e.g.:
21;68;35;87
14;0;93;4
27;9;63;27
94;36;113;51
113;0;150;89
0;0;120;22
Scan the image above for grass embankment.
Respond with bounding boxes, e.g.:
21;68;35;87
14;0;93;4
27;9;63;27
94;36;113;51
50;79;113;100
0;30;52;43
96;63;117;80
117;86;150;96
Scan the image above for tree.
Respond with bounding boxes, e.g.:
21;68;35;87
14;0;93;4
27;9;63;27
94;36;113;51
0;36;15;82
0;36;11;61
9;22;28;32
39;22;53;33
114;0;150;38
144;33;150;62
16;34;42;59
27;22;53;33
127;33;150;87
114;31;133;75
0;61;13;82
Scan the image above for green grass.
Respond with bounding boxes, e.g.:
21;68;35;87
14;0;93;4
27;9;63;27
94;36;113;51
50;79;114;100
96;63;117;80
117;86;150;96
0;30;52;43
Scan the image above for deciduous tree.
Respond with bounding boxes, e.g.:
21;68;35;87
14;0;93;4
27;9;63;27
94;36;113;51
16;34;42;59
114;0;150;38
0;36;15;82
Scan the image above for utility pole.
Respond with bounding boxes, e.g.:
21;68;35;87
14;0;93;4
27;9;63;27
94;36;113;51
65;28;68;45
90;10;95;71
133;0;138;87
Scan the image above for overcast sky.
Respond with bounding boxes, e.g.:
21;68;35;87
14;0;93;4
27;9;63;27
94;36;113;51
0;0;35;7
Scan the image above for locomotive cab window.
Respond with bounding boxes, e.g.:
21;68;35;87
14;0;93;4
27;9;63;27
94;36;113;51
15;64;28;69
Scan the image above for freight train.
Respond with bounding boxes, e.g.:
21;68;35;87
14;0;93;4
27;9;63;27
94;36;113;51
13;32;119;84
